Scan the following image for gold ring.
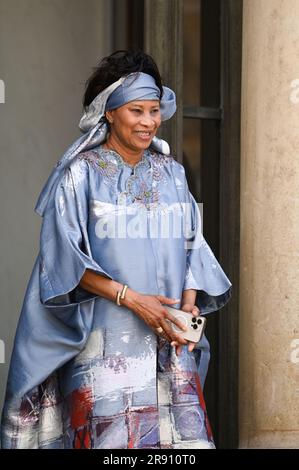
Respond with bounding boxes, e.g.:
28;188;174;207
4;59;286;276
156;327;163;334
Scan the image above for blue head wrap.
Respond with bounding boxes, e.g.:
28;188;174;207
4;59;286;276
105;72;176;121
35;72;176;217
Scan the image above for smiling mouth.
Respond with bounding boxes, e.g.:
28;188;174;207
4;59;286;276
135;131;153;137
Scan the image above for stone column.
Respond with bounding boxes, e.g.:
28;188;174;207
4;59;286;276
144;0;183;161
240;0;299;448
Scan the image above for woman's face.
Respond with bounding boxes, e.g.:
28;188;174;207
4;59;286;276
105;100;161;152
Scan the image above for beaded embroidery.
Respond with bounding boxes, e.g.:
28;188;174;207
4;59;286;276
78;146;173;208
78;150;119;182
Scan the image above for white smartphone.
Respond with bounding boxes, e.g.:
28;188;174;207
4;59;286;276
165;306;207;343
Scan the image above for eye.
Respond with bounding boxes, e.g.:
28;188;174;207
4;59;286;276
131;109;142;113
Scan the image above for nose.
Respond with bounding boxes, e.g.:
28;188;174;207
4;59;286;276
140;117;156;128
139;113;157;127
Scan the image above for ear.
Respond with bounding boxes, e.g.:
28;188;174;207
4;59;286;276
105;111;114;124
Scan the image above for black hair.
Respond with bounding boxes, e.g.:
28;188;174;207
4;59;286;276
83;49;163;109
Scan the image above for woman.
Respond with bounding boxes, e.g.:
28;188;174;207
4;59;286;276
1;50;232;449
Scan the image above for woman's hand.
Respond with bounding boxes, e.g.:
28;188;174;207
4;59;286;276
171;303;201;357
122;289;188;347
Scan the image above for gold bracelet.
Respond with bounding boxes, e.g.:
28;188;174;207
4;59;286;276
116;284;128;306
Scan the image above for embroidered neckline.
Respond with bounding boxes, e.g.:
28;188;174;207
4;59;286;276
97;145;152;170
78;145;174;209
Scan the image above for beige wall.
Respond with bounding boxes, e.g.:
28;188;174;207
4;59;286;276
0;0;112;412
240;0;299;448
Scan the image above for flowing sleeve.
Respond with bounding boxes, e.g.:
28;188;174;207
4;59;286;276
39;158;113;307
1;159;115;449
181;173;232;315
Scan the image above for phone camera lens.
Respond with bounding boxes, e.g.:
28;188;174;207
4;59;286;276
197;319;202;325
192;318;196;323
193;324;198;330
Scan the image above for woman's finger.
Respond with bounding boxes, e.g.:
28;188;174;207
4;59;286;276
164;310;187;332
155;326;172;343
160;318;187;346
191;306;200;316
175;345;183;356
162;333;172;343
171;340;196;353
188;342;196;352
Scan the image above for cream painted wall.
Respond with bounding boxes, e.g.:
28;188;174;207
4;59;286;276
0;0;113;412
240;0;299;448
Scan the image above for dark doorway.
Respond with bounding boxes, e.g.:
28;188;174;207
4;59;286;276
113;0;242;449
183;0;242;449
